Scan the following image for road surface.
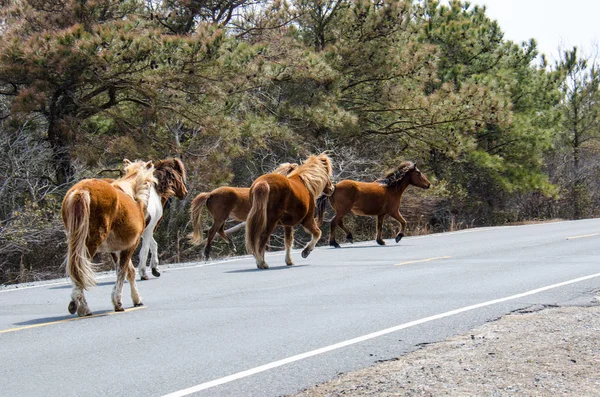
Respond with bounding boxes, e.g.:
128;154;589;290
1;219;599;396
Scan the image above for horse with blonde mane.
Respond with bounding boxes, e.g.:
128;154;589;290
61;160;156;316
315;161;431;247
137;158;188;280
190;162;298;260
245;153;334;269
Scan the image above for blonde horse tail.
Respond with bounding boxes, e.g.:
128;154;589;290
190;192;210;245
64;190;96;290
245;181;269;255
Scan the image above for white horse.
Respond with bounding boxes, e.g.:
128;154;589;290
138;158;188;280
138;185;164;280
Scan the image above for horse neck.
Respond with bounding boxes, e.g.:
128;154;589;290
114;174;151;206
389;175;411;196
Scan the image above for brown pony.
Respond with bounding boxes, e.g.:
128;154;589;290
190;162;298;260
137;158;188;280
316;161;431;248
62;160;156;316
245;153;334;269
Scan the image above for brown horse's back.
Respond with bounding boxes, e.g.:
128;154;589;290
63;179;144;253
331;180;390;216
208;186;251;222
253;174;311;226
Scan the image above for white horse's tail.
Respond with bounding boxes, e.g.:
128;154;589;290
64;190;96;290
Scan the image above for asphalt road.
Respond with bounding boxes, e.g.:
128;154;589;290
1;219;599;397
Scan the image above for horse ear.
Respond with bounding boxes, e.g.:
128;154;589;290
145;161;153;169
123;159;131;165
174;158;186;181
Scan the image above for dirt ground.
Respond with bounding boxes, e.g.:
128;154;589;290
291;302;600;396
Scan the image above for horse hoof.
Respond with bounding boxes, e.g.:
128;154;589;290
286;261;294;266
330;241;341;248
140;275;149;281
376;239;386;246
257;263;269;269
346;234;353;244
68;301;77;314
134;302;144;307
395;233;404;243
78;307;92;317
151;268;161;278
114;305;124;312
301;249;311;258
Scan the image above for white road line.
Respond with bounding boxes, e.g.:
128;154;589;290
161;272;600;397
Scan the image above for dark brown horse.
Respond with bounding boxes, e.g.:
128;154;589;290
316;161;430;248
190;162;298;260
62;160;156;316
245;153;334;269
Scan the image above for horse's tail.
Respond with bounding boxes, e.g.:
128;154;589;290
63;190;96;290
190;192;210;245
245;181;269;255
315;193;330;227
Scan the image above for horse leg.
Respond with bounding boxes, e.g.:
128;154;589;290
138;235;151;281
390;211;407;243
376;215;386;245
203;219;222;260
69;240;102;317
69;285;92;317
301;218;322;258
338;218;353;244
150;237;160;277
329;213;343;248
217;224;236;253
284;226;294;266
125;257;144;308
112;251;129;312
255;222;278;269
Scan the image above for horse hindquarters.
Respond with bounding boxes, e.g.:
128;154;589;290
62;189;95;317
245;181;270;268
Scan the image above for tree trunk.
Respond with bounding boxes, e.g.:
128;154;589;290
47;115;74;186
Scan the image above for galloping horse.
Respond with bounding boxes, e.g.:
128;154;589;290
245;153;334;269
137;158;188;280
190;162;298;260
62;160;156;316
316;161;431;247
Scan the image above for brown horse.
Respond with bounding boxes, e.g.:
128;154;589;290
137;158;188;280
62;160;156;316
190;162;298;260
316;161;431;248
245;153;334;269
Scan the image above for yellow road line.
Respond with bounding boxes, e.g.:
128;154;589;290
395;256;452;266
566;233;600;240
0;306;147;334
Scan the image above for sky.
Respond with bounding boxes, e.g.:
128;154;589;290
460;0;599;62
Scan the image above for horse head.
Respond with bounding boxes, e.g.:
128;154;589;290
154;158;188;200
408;164;431;189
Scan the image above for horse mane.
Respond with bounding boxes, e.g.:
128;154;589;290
154;158;187;200
113;160;157;207
287;153;332;197
272;162;298;175
376;161;415;188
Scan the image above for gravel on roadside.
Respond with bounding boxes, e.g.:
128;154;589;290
291;303;600;396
